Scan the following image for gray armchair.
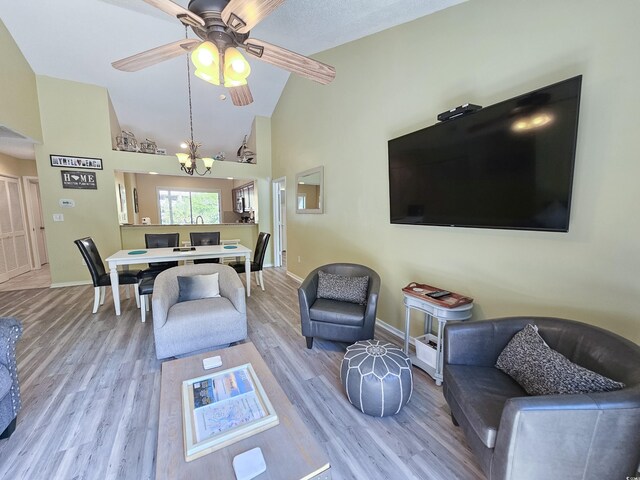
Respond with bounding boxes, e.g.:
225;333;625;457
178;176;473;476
443;317;640;480
298;263;380;349
152;264;247;359
0;317;22;439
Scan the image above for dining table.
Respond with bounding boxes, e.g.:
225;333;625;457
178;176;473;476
105;244;252;316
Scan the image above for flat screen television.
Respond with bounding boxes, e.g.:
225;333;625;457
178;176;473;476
388;75;582;232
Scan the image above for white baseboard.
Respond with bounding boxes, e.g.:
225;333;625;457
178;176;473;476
377;319;413;346
286;271;304;283
50;280;92;288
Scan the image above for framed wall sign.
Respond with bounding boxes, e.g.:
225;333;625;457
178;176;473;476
50;154;103;170
61;170;97;190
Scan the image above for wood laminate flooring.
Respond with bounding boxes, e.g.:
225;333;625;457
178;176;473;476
0;265;51;292
0;267;484;480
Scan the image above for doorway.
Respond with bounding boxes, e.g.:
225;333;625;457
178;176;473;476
0;174;31;283
272;177;287;268
23;176;48;268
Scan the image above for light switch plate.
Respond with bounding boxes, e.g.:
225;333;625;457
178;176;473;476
53;213;64;222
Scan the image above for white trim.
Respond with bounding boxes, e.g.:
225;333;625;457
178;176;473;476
272;176;286;268
286;271;304;283
22;176;40;269
51;280;92;288
377;319;415;347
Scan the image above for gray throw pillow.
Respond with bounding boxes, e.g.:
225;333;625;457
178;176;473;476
177;273;220;303
496;324;625;396
317;270;369;305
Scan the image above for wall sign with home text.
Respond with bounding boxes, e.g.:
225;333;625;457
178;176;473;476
61;170;97;190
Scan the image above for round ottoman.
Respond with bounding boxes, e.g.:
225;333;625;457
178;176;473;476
340;340;413;417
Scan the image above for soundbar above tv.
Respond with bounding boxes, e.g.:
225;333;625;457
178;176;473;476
388;75;582;232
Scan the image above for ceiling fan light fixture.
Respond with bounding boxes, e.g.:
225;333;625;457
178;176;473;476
195;67;220;85
224;47;251;81
191;41;219;69
224;77;248;88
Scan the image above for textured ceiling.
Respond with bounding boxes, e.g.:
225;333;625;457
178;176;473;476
0;0;464;160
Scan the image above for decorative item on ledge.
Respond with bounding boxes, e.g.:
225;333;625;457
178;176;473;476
236;135;256;163
116;130;138;152
139;138;157;154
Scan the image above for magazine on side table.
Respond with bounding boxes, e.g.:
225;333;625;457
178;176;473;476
182;363;279;462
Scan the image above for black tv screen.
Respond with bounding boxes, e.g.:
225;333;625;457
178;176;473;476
388;76;582;232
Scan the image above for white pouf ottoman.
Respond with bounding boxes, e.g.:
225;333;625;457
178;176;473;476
340;340;413;417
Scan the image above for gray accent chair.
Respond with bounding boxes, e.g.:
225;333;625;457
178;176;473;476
0;317;22;439
298;263;380;349
443;317;640;480
152;264;247;360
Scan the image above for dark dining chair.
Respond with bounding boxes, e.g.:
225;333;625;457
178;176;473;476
190;231;220;264
230;232;270;291
138;233;180;280
136;233;180;320
74;237;140;313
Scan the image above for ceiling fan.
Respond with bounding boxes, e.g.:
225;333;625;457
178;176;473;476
112;0;337;106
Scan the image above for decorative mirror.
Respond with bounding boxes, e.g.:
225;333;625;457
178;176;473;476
295;166;324;214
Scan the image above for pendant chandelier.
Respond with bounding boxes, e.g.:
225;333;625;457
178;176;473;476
176;29;214;176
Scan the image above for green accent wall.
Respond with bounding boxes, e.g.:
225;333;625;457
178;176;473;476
271;0;640;343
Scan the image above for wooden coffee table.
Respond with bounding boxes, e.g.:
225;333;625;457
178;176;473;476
156;342;331;479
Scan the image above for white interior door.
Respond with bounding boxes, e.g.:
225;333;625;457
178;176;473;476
28;179;48;265
0;175;30;283
272;178;287;268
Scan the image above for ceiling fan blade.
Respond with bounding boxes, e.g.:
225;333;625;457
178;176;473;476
243;39;336;85
112;39;201;72
229;84;254;106
142;0;205;27
221;0;285;34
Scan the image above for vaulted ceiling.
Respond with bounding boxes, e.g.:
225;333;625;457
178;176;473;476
0;0;463;160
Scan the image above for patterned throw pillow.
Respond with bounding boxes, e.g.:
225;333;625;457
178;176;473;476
177;273;220;303
495;324;625;396
317;270;369;305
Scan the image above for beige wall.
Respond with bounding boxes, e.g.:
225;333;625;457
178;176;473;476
32;75;273;286
0;19;41;142
272;0;640;343
133;173;244;225
0;152;37;178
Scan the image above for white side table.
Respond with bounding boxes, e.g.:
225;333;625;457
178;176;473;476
403;293;473;385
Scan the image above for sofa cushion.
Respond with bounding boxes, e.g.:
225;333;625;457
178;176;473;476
177;273;220;303
496;324;626;396
317;270;369;305
445;365;527;448
309;299;366;326
159;297;247;357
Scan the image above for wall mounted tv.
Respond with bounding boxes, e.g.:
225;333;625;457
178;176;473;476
388;75;582;232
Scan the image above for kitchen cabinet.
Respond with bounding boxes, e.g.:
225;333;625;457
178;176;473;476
233;182;255;214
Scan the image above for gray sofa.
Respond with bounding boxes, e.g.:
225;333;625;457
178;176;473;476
0;317;22;439
443;317;640;480
152;264;247;359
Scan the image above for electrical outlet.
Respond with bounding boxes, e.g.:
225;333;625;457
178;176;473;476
81;259;86;266
297;256;301;263
52;213;64;222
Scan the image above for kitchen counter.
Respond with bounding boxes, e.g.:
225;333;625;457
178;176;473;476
120;223;259;250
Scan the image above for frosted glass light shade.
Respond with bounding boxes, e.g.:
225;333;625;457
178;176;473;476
224;47;250;81
176;153;189;165
191;41;219;69
202;157;214;168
